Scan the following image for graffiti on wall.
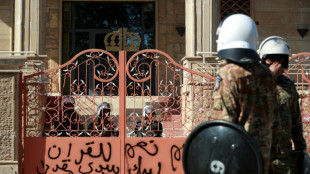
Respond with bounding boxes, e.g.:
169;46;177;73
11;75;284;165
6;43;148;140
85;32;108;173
25;138;185;174
35;140;119;174
125;140;183;174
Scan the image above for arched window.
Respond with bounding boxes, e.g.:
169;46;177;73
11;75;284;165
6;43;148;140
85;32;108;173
221;0;251;19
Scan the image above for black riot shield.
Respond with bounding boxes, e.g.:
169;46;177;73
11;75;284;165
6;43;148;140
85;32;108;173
182;120;264;174
302;150;310;174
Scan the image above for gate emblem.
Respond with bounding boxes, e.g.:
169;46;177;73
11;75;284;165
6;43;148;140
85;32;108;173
104;28;141;52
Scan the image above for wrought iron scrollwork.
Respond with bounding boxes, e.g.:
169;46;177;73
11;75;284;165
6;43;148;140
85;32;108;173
24;49;120;137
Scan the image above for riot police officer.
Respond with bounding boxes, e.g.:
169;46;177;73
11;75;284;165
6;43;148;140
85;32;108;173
258;36;307;173
52;96;81;137
135;105;163;137
212;14;280;174
94;102;118;137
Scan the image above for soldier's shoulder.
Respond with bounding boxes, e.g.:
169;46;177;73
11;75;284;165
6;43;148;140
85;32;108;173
280;75;295;84
219;63;246;74
218;63;249;81
283;75;295;83
220;63;240;70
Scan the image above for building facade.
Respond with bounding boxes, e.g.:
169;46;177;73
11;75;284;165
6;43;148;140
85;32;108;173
0;0;310;173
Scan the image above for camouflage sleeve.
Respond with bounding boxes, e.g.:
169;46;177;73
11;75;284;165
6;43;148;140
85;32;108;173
270;95;281;159
291;89;307;151
213;70;240;122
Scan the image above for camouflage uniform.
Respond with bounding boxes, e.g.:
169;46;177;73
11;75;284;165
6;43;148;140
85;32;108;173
213;62;280;174
272;75;307;174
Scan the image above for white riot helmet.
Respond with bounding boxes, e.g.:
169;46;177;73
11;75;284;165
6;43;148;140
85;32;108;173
97;102;111;116
216;14;260;63
257;36;290;69
143;105;155;118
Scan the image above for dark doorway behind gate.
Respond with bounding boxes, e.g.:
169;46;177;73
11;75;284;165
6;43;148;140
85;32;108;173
62;1;156;95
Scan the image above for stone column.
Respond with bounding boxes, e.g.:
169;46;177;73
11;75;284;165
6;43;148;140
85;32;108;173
202;0;219;53
183;0;219;132
24;0;46;54
185;0;218;57
185;0;195;57
14;0;23;52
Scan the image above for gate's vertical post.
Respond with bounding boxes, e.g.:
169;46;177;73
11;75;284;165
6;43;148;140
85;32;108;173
23;76;27;150
18;73;23;174
119;51;126;174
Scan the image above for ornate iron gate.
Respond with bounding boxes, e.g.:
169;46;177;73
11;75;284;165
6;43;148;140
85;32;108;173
21;49;216;174
21;50;310;173
287;52;310;152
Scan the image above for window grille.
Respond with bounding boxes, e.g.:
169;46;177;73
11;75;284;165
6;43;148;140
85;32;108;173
221;0;250;19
